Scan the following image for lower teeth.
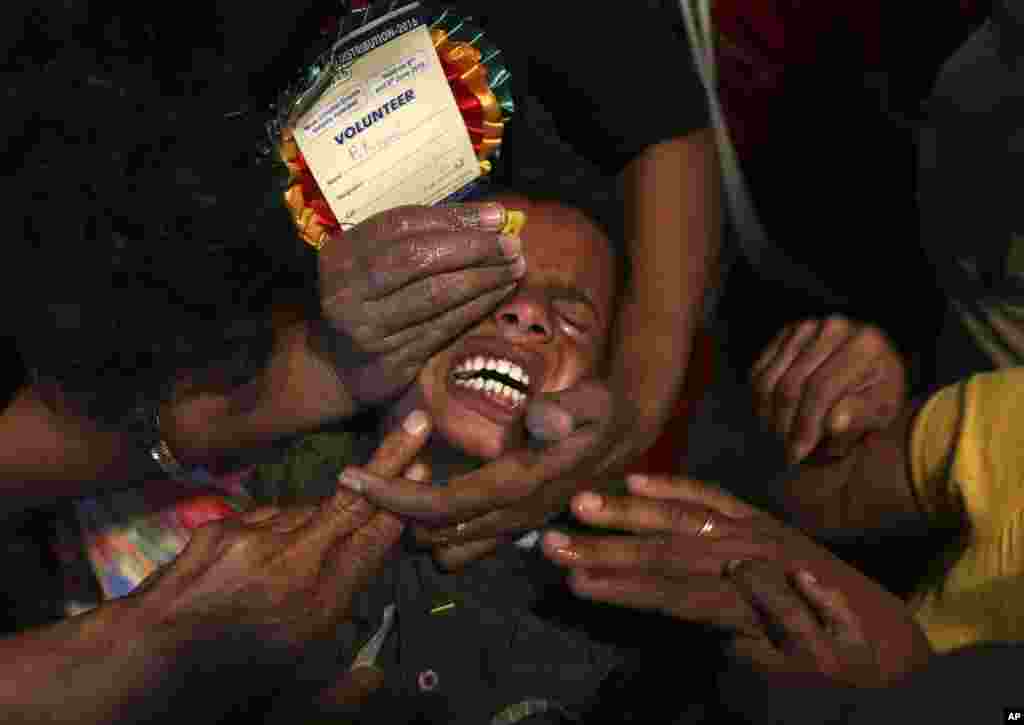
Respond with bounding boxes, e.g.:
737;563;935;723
454;377;521;404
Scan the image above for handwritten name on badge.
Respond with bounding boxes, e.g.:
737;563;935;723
293;2;479;230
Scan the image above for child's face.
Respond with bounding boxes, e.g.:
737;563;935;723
396;197;617;461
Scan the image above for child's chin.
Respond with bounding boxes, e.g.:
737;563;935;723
451;433;507;461
441;422;515;461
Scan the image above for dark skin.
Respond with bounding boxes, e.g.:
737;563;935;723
339;132;722;568
316;203;527;408
725;560;888;688
2;132;720;572
0;201;521;514
751;315;908;465
540;468;933;685
0;408;434;723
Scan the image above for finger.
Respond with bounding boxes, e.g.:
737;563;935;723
404;461;431;482
625;475;759;519
524;380;613;443
366;252;526;335
821;373;904;455
412;506;536;547
785;352;879;464
263;505;319;534
432;538;500;571
239;506;281;525
242;505;318;533
786;332;895;463
352;281;519;359
567;569;764;637
325;215;523;303
726;560;834;664
298;483;378;554
793;571;867;646
320;510;405;617
750;323;796;380
772;317;857;449
541;530;780;577
752;320;819;424
366;410;433;479
352;203;517;243
569;491;738;538
322;204;518;289
340;419;603;524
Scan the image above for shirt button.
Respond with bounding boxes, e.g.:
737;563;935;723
417;669;440;692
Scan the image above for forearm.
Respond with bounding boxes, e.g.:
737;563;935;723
0;596;295;724
0;598;182;723
612;129;721;430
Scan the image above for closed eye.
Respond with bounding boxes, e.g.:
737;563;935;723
554;299;595;335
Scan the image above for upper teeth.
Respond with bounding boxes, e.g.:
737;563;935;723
455;357;529;387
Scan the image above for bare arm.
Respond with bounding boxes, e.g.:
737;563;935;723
777;399;928;541
0;316;354;515
0;596;196;724
608;128;721;461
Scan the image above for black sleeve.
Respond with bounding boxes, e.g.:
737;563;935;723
489;0;710;175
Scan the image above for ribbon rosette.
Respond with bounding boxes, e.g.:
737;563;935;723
277;6;514;250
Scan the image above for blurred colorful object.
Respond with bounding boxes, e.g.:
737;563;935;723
277;5;514;250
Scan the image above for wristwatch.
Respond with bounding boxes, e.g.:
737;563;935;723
127;402;192;480
146;417;192;480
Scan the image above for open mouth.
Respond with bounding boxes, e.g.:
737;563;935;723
450;355;531;408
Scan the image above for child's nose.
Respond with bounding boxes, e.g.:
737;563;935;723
494;294;553;343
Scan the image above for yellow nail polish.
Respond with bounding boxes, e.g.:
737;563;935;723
500;209;526;236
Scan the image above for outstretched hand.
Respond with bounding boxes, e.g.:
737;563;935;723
133;411;434;710
338;378;621;568
540;474;932;684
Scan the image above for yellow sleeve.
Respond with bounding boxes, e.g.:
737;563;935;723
910;368;1024;531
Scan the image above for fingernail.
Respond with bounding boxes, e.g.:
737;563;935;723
626;474;649;490
572;568;593;583
789;443;810;465
525;402;573;442
831;410;851;433
544;531;572;551
798;570;818;586
338;466;376;494
575;492;604;514
405;463;429;482
477;202;508;230
403;409;430;436
500;209;527;236
509;254;527;277
446;202;505;231
724;559;747;575
499;233;523;258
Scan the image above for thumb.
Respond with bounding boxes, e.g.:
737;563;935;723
525;379;612;442
821;392;898;457
792;570;868;647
